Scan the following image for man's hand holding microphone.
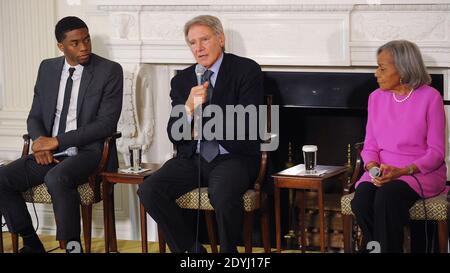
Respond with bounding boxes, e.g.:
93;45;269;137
185;81;209;118
31;136;59;165
31;136;78;165
185;64;210;139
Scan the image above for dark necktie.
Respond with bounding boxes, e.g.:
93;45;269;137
199;70;219;162
202;70;214;102
58;67;76;135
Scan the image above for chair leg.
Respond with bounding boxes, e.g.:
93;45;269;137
260;199;271;253
108;186;118;252
343;214;353;253
139;203;148;253
205;211;218;253
59;240;66;249
438;220;448;253
243;211;254;253
81;204;92;253
11;232;19;253
157;224;166;253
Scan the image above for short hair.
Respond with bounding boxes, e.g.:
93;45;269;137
377;40;431;89
184;15;225;50
55;16;88;43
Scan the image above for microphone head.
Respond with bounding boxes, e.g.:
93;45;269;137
369;166;381;178
195;64;206;85
195;64;206;75
66;147;78;157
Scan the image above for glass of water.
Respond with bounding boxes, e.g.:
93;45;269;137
128;144;142;171
302;145;318;174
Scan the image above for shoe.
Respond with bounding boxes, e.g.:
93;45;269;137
19;245;46;253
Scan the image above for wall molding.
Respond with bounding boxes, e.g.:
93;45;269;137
99;4;355;12
354;4;450;10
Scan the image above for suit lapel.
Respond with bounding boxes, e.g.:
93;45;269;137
46;57;65;130
77;55;94;117
210;53;229;105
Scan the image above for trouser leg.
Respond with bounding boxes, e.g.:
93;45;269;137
0;156;53;234
351;181;377;250
373;180;420;253
44;150;100;241
137;157;199;253
207;156;255;253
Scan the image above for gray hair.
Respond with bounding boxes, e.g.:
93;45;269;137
377;40;431;89
184;15;225;50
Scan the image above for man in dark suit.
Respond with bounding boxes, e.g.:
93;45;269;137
0;16;123;253
138;15;263;253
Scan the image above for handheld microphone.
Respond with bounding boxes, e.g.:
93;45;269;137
195;64;206;86
53;147;78;157
194;63;207;253
369;166;381;178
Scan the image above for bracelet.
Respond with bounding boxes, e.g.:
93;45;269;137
408;165;414;175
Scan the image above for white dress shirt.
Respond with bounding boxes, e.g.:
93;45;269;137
52;59;84;137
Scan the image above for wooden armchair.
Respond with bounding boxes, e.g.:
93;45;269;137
3;132;121;253
172;150;271;253
340;142;449;253
159;96;273;253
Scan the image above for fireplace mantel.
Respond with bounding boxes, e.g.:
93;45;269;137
92;0;450;68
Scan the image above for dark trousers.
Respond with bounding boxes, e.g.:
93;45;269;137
137;154;259;253
351;180;420;253
0;150;100;241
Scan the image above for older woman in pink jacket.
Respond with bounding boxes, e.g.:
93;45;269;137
351;40;447;253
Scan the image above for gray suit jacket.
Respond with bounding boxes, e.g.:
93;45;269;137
27;53;123;171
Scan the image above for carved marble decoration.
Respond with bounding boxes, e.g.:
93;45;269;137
134;64;155;153
351;12;447;41
110;12;137;39
116;66;155;165
140;13;187;41
117;70;136;162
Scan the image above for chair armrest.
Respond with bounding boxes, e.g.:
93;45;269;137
345;142;364;193
96;131;122;174
254;151;268;191
22;134;31;157
253;151;268;208
89;132;121;202
252;94;272;207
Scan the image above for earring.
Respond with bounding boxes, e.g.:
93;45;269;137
400;78;403;85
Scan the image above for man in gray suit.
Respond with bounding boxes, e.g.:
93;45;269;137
0;16;123;253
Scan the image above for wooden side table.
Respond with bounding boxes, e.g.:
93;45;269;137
272;164;348;253
101;163;163;253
